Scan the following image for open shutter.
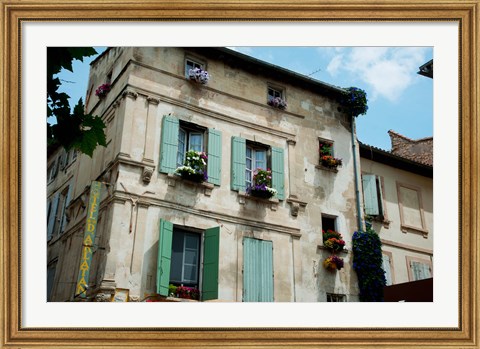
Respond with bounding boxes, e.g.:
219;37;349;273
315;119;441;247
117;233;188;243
362;174;379;215
159;115;179;174
231;137;246;191
47;193;59;241
156;219;173;296
271;146;285;200
207;129;222;186
202;226;220;300
382;254;392;286
377;177;385;216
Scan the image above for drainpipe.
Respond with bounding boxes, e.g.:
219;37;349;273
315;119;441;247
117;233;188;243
351;115;364;232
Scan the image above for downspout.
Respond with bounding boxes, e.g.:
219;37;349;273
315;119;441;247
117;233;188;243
351;115;364;232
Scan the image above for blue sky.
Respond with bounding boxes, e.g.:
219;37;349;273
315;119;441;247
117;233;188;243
56;46;433;150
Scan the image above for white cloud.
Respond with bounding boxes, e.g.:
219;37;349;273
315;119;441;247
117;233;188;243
325;47;429;102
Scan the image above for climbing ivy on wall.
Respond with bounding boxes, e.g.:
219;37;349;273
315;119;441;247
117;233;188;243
352;221;386;302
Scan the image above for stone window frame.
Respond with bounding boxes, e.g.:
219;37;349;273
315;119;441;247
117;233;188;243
382;250;395;286
396;181;428;237
185;56;206;78
267;83;286;103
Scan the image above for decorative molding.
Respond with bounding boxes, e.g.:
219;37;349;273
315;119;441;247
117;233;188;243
147;96;160;105
380;238;433;255
122;89;138;100
286;196;308;217
286;139;296;146
93;279;116;302
166;173;214;196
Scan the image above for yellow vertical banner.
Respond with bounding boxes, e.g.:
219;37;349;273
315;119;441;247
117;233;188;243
75;181;102;299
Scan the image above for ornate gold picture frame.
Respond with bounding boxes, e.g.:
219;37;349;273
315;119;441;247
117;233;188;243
1;1;478;348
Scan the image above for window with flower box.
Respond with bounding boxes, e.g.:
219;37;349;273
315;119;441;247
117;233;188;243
157;219;220;301
318;138;342;171
231;137;285;200
159;115;222;186
185;58;203;77
267;85;287;110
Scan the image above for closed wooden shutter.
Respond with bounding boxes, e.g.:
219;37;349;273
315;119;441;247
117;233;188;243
47;193;60;241
231;137;246;191
207;129;222;186
156;219;173;296
60;185;73;233
159;115;179;174
382;254;392;286
362;174;379;215
271;146;285;200
202;226;220;300
243;238;274;302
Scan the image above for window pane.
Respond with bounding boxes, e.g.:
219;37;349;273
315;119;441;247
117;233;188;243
189;133;203;152
177;129;187;167
183;265;198;283
255;150;267;170
170;232;185;283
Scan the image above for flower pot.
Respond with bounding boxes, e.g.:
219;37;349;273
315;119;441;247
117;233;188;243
249;189;274;199
180;172;204;183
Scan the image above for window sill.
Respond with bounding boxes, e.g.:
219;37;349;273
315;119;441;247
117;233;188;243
401;224;429;238
317;245;349;254
237;191;279;211
165;296;199;302
167;173;214;196
315;164;339;173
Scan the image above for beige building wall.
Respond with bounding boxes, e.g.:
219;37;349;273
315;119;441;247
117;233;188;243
360;157;433;286
48;47;362;302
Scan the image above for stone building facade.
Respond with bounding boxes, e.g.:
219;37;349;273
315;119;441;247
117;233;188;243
359;141;433;288
47;47;368;302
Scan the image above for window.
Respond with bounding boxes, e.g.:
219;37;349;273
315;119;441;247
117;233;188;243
327;293;346;302
170;229;201;287
382;253;393;286
47;260;58;301
267;86;283;101
407;257;432;281
362;174;386;219
159;115;222;185
245;144;268;188
185;58;203;78
47;184;73;241
243;237;274;302
231;137;285;200
157;219;220;301
397;182;427;235
47;158;59;182
177;122;205;168
321;215;337;232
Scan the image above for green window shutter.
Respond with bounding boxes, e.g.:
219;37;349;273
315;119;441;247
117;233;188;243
382;254;392;286
362;174;379;215
259;240;274;302
231;137;246;191
47;193;60;241
243;238;274;302
271;146;285;200
159;115;179;174
202;226;220;301
207;129;222;186
156;219;173;296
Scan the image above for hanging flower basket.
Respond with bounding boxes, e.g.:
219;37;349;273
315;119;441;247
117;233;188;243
267;96;287;110
340;87;368;117
188;67;210;84
95;83;111;98
323;255;344;271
